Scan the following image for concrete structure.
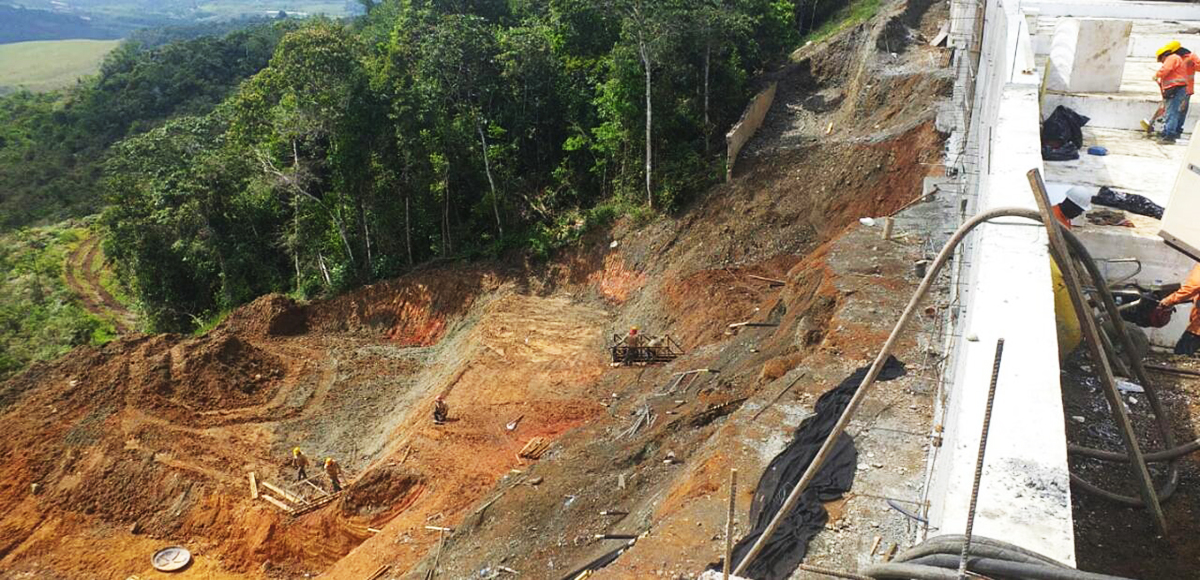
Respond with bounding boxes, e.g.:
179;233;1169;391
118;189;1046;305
1045;19;1131;93
725;82;777;181
926;0;1075;563
925;0;1200;569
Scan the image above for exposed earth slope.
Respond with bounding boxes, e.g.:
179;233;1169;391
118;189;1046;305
0;3;952;578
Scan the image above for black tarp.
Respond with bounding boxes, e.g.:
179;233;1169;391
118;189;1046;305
718;357;907;580
1093;186;1165;220
1041;105;1089;161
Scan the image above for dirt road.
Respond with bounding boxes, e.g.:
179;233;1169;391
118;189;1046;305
64;234;136;333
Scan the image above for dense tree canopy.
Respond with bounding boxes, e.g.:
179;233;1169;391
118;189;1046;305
91;0;814;331
0;21;295;229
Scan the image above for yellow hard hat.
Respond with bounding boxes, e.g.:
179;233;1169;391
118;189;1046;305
1158;40;1181;58
325;457;333;464
293;447;301;455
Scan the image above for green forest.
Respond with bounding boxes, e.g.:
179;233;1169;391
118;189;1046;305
0;0;870;377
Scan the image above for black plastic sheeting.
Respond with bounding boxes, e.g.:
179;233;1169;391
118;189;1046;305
1041;105;1090;161
1092;186;1165;220
717;357;907;580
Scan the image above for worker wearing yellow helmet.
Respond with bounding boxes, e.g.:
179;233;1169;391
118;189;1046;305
291;447;309;481
324;457;342;492
1154;40;1189;143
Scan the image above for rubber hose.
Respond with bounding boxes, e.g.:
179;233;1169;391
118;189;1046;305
861;562;961;580
944;209;1180;507
1069;439;1200;463
896;534;1067;568
1056;229;1182;507
902;554;1137;580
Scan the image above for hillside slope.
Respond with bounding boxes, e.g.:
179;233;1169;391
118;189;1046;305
0;2;952;578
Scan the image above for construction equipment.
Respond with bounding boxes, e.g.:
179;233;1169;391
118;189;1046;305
609;333;683;366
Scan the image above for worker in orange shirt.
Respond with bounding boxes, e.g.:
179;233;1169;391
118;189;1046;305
1052;186;1092;229
1156;264;1200;354
1154;41;1189;143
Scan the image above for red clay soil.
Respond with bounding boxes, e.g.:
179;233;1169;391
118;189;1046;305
0;8;951;579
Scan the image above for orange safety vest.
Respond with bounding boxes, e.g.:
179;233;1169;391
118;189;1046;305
1185;52;1200;95
1052;205;1072;229
1157;54;1188;90
1161;264;1200;334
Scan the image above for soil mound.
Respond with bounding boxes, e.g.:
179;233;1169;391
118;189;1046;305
220;294;308;337
157;334;283;412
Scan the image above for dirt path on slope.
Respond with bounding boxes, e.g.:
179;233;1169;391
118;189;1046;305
64;234;136;333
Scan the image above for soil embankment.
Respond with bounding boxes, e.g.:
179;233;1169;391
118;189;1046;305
0;1;953;577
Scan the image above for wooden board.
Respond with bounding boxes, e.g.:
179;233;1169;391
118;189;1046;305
291;492;342;517
260;481;305;505
261;494;294;513
518;437;550;460
249;472;258;500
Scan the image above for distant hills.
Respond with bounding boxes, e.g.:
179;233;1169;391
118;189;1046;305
0;5;170;43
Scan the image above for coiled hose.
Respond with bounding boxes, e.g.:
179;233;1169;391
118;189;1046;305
862;535;1137;580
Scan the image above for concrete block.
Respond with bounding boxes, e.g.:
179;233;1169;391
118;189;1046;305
1046;19;1131;93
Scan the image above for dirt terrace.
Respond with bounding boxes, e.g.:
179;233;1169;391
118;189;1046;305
0;2;953;578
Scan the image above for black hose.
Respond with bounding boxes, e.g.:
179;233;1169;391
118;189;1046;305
902;554;1138;580
1069;439;1200;463
896;534;1067;568
861;562;961;580
1056;225;1182;507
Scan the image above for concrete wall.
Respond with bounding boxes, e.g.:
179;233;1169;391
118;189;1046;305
924;0;1077;564
725;82;776;181
1042;92;1200;134
1046;19;1130;93
1023;0;1200;20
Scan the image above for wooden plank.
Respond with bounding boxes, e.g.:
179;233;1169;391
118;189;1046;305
248;472;258;500
518;437;550;460
260;481;305;506
365;565;390;580
1028;168;1168;536
747;274;785;286
261;494;294;513
291;492;341;517
303;479;330;496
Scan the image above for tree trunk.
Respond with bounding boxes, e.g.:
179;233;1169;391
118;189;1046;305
640;38;653;209
318;252;332;287
357;194;371;279
293;191;301;290
441;163;452;257
703;40;711;153
404;188;413;266
477;116;503;238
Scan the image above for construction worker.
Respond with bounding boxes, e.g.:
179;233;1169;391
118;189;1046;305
1154;40;1188;143
433;395;448;424
292;447;309;481
622;326;644;364
1052;186;1092;229
624;326;643;347
324;457;342;492
1155;264;1200;355
1178;44;1200;96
